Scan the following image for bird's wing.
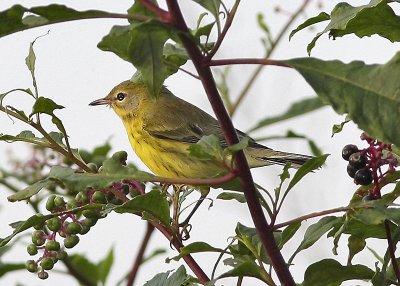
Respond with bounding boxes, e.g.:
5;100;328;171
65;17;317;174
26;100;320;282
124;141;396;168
142;93;258;148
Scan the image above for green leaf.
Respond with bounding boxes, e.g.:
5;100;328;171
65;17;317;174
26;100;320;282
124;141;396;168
279;222;301;249
218;261;267;282
0;263;26;277
248;97;326;132
347;235;366;264
188;135;223;161
144;265;189;286
290;216;343;263
98;247;114;285
0;214;52;247
141;248;167;264
0;4;113;38
305;0;400;54
192;0;221;19
0;130;48;146
289;12;330;40
7;179;50;202
112;190;170;226
68;254;98;285
331;118;351;137
98;2;181;99
31;97;64;115
25;42;36;74
225;137;249;155
286;154;328;192
217;192;246;203
169;242;224;262
303;259;374;286
288;53;400;146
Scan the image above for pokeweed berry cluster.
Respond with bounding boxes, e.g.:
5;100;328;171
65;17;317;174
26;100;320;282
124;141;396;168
26;180;142;279
342;133;398;199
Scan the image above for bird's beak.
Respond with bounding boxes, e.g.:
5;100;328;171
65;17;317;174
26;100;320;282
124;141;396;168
89;98;110;106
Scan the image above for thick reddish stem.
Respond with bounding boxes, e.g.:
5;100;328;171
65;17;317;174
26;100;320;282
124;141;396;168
165;1;295;285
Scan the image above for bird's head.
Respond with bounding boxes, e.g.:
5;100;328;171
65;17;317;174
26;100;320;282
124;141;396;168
89;80;147;118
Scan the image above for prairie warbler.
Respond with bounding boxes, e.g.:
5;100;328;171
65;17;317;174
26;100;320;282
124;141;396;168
89;80;311;179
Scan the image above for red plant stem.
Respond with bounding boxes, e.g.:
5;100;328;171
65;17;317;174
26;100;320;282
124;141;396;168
208;58;291;68
133;174;211;283
384;220;400;283
165;1;295;285
126;223;155;286
139;0;171;23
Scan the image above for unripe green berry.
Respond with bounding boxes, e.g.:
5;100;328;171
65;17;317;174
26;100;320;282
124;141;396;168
40;257;54;270
47;217;62;232
46;195;56;212
67;222;82;235
25;260;38;273
66;199;78;210
54;196;66;208
113;151;128;165
57;250;68;260
81;217;98;227
64;235;80;249
79;224;90;235
27;244;38;256
45;240;61;251
32;230;46;246
76;192;89;204
82;209;99;219
92;191;107;204
38;271;49;280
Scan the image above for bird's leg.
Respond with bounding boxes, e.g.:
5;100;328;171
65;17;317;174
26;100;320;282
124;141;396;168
179;188;209;227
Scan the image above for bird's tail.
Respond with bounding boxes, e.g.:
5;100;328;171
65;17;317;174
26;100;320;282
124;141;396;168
245;147;312;169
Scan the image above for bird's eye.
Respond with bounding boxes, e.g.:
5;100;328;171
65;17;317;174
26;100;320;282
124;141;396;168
116;93;125;101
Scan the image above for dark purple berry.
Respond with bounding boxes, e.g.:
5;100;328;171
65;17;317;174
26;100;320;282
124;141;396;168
347;164;358;178
349;152;367;169
354;169;373;185
342;144;358;161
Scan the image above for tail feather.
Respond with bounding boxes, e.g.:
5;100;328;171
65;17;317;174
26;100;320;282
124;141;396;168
246;148;312;169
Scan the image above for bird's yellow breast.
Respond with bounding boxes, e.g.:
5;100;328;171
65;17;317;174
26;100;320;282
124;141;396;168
122;117;224;179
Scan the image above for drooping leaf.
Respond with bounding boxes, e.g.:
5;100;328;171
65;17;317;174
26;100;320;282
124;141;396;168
0;4;114;38
248;97;326;132
289;216;343;263
347;235;366;264
286;154;328;192
290;12;330;40
0;130;48;146
303;259;374;286
169;242;224;262
288;53;400;146
112;190;170;227
300;0;400;54
279;222;302;249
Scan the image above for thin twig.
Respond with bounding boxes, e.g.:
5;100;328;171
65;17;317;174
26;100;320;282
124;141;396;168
126;223;155;286
384;220;400;284
165;1;295;285
229;0;311;116
204;0;241;61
